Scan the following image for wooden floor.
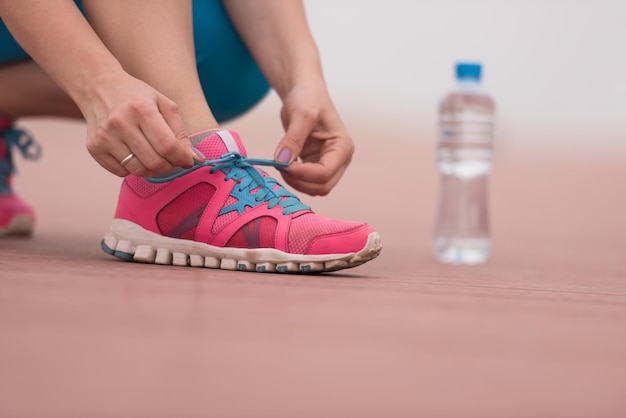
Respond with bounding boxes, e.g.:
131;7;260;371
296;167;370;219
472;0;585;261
1;114;626;417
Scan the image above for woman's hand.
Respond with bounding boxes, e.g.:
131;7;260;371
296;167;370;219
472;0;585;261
83;72;199;178
221;1;355;195
274;81;355;196
0;1;201;178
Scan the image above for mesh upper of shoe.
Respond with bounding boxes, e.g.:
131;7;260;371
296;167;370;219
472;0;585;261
117;130;371;255
125;177;169;198
287;212;366;254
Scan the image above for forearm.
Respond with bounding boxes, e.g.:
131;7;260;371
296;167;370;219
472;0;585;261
222;0;325;99
0;0;123;111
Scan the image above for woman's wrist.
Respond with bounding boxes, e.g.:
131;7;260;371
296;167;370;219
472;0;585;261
222;0;327;99
72;64;126;114
273;55;326;100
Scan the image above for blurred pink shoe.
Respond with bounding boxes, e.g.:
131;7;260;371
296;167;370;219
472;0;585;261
102;130;381;273
0;117;41;237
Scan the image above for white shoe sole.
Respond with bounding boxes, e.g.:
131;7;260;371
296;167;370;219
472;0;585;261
102;219;382;273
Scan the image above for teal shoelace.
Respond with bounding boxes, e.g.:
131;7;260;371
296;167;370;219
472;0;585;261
0;126;42;193
150;152;310;216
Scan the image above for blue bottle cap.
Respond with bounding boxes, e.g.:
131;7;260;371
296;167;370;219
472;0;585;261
456;62;482;81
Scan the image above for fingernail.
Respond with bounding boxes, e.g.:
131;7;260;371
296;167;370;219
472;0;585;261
192;146;206;162
276;148;292;164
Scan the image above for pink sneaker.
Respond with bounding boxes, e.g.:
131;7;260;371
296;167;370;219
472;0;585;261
0;118;41;237
102;130;381;273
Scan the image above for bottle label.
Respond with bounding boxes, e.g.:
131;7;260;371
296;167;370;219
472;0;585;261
440;111;494;143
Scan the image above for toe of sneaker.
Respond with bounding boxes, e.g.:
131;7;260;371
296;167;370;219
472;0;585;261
305;224;376;255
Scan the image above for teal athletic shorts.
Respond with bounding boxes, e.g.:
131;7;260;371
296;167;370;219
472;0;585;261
0;0;270;122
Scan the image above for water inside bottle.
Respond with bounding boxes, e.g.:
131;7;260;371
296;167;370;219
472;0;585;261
433;64;496;265
434;236;491;265
433;156;492;264
434;92;494;264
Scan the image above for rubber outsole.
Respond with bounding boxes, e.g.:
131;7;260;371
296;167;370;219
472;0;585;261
101;219;382;274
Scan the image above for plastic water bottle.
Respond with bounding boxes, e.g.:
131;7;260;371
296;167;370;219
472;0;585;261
433;62;495;264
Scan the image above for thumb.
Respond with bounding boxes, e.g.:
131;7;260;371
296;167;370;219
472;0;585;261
275;110;317;165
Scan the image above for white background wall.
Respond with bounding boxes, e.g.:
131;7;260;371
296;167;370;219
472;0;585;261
303;0;626;148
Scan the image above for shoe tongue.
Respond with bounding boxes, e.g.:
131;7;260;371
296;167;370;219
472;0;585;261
190;129;247;160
